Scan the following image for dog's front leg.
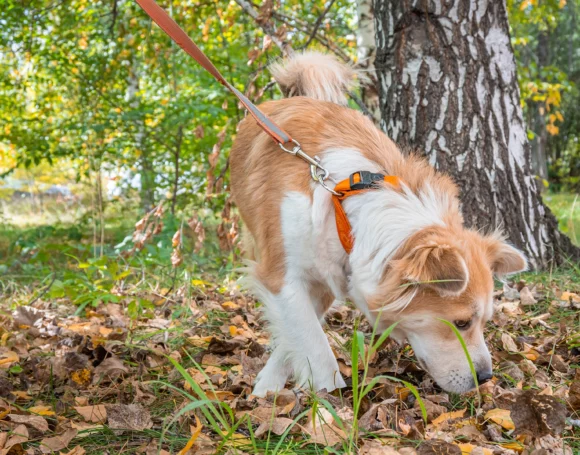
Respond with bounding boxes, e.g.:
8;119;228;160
253;279;346;396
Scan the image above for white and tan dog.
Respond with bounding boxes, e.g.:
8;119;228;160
230;52;527;397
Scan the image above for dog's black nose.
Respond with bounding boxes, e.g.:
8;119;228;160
476;371;493;384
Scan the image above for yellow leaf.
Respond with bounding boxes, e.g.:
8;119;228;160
500;441;524;452
456;443;493;455
178;416;202;455
221;301;240;310
29;405;55;416
229;325;238;337
485;408;515;430
0;351;19;368
12;391;32;401
71;369;92;386
561;291;580;303
431;408;466;427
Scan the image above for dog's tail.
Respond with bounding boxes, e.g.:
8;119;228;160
270;51;357;106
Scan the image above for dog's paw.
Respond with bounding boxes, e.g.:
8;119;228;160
313;370;346;393
252;372;288;397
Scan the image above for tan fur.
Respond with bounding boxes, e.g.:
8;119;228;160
270;52;357;106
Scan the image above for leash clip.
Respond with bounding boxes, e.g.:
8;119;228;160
279;140;342;196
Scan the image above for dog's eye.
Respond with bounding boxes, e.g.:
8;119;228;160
454;319;471;330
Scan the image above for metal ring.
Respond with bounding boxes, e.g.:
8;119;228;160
279;139;301;155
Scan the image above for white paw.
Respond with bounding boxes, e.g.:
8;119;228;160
313;370;347;393
252;371;288;397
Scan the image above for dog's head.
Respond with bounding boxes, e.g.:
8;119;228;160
366;227;526;393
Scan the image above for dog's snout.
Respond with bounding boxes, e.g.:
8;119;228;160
476;371;493;384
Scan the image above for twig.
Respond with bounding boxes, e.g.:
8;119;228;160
302;0;337;49
28;273;57;306
233;0;294;57
347;90;375;120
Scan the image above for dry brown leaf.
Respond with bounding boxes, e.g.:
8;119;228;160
39;428;77;454
519;286;537;306
74;405;107;424
484;408;514;430
254;417;296;437
301;408;345;446
4;424;29;450
501;333;519;352
359;439;401;454
106;404;153;432
60;447;86;455
8;413;49;433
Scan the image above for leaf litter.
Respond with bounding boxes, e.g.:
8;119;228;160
0;277;578;454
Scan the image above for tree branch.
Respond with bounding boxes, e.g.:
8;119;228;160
303;0;337;49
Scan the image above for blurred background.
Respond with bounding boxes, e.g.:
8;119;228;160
0;0;578;304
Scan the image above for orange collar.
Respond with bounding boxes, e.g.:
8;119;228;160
332;171;401;254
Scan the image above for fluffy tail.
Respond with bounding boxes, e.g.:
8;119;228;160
270;51;357;106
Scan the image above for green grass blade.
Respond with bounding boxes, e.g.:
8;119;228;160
437;318;479;392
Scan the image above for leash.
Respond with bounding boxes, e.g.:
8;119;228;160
134;0;335;192
134;0;402;254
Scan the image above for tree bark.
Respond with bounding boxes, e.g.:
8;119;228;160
373;0;579;269
355;0;381;123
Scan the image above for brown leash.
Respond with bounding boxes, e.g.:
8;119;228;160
135;0;293;146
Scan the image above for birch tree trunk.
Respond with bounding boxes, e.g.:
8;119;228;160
355;0;381;123
373;0;579;268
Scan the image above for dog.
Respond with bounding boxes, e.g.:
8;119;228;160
229;52;527;397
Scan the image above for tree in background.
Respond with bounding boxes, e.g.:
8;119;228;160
373;0;579;268
508;0;578;190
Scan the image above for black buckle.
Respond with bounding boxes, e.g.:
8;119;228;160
349;171;386;190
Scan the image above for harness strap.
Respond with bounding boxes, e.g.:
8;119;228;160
135;0;293;145
333;171;401;254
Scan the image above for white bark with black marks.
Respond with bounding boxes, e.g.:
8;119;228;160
373;0;579;268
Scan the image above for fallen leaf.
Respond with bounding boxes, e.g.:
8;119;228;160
455;443;493;455
519;286;537;306
106;404;153;432
417;440;461;455
74;405;107;424
12;306;44;327
560;291;580;303
359;439;401;454
178;415;202;455
92;356;128;381
4;424;29;450
510;389;566;437
431;408;466;427
254;417;296;437
60;447;86;455
484;408;514;431
40;428;77;454
501;333;519;352
0;351;19;369
29;405;55;416
8;413;49;433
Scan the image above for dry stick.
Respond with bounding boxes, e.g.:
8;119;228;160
234;0;294;57
235;0;373;118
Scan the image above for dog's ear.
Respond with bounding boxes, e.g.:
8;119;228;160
485;235;527;277
397;238;468;296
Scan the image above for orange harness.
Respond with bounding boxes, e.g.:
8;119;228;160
333;171;401;254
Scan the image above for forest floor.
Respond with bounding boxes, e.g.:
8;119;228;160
0;196;579;455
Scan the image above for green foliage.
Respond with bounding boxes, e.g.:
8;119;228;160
508;0;580;190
